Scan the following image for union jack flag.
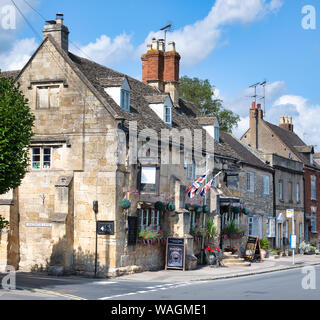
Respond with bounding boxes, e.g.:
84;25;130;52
186;173;208;197
199;177;217;197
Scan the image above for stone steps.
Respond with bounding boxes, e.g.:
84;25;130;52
222;251;251;267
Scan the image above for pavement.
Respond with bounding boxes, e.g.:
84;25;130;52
118;254;320;283
0;254;318;300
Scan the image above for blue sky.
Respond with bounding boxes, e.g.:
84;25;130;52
1;0;320;148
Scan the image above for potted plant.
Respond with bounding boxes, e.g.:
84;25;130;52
205;246;220;267
205;217;217;245
299;241;311;255
260;238;270;259
224;246;238;255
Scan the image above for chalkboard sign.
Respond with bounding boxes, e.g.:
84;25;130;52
244;236;261;261
97;221;114;235
165;238;186;271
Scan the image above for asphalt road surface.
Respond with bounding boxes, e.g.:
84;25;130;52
0;267;319;300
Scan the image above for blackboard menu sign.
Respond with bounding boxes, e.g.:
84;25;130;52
165;238;186;271
97;221;114;235
244;236;261;261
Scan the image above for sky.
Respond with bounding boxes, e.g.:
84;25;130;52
0;0;319;149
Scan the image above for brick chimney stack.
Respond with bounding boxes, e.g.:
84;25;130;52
142;39;181;105
42;13;69;51
279;116;294;132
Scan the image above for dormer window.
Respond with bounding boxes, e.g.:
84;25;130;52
164;105;172;125
146;95;173;126
121;89;130;112
102;76;131;112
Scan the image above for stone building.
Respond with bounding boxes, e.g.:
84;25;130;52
218;132;275;249
241;103;310;248
0;14;244;275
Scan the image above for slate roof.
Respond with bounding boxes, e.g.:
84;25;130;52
219;131;272;171
0;35;238;160
264;121;319;169
0;70;20;80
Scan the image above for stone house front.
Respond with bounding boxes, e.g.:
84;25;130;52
218;131;275;250
241;103;310;248
0;14;244;276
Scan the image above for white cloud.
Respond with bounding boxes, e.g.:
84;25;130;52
71;33;134;67
0;37;37;70
138;0;283;67
229;80;320;151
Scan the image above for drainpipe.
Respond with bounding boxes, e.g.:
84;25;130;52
303;174;308;243
272;169;276;249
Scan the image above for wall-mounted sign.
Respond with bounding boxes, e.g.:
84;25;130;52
165;238;185;271
97;221;114;235
26;222;52;228
286;209;294;218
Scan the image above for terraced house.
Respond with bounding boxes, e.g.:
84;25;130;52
0;14;252;276
241;104;309;249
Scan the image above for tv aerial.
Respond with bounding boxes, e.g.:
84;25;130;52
248;80;268;115
159;23;173;50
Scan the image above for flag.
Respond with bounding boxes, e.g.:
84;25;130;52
186;172;208;197
200;178;216;197
199;171;221;197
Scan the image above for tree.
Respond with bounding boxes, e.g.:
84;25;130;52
179;76;240;132
0;77;35;195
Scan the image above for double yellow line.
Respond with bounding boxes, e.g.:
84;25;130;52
21;287;87;300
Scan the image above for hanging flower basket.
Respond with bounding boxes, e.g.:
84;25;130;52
232;206;240;214
185;203;190;210
120;199;131;209
203;205;209;213
243;208;250;215
155;201;164;211
195;205;203;213
167;202;176;212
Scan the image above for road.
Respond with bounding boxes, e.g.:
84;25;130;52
0;267;319;300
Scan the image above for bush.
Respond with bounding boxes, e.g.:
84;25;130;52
260;238;270;250
299;241;311;254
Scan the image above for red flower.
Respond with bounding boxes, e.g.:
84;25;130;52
158;230;162;233
216;248;219;252
143;235;146;238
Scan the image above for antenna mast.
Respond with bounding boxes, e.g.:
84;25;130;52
160;23;172;51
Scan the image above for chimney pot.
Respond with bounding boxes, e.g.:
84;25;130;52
167;41;176;52
152;38;159;50
257;103;261;109
56;13;64;24
251;102;256;110
146;44;152;51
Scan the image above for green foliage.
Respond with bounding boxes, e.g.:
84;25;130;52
260;238;270;250
139;230;163;240
222;220;245;236
179;76;240;133
0;77;34;195
0;216;9;231
120;199;131;209
206;217;217;240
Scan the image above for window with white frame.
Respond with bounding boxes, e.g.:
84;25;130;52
279;180;283;200
120;89;130;112
139;208;160;232
247;172;254;193
248;215;262;238
186;160;197;180
31;147;51;169
263;175;270;195
296;183;300;203
164;105;172;125
311;207;317;233
37;85;60;109
311;176;317;200
265;217;276;238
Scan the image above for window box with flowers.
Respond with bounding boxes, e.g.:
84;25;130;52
222;220;245;240
224;246;238;255
138;230;166;246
